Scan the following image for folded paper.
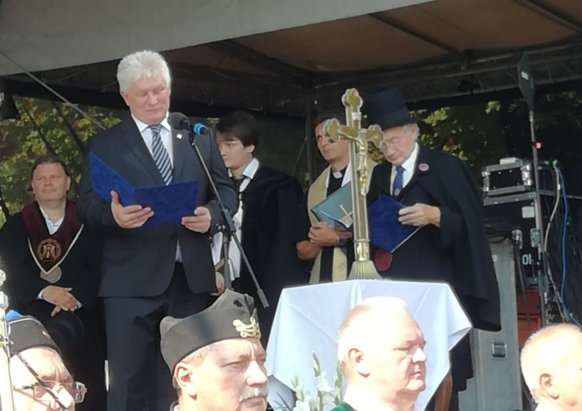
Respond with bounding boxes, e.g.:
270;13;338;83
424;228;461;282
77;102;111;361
368;195;420;252
89;152;198;227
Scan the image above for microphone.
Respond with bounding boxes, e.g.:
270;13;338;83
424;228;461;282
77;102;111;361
168;112;212;136
168;112;191;131
193;123;212;135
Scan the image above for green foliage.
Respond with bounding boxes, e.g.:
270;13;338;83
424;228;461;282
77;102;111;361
0;97;124;216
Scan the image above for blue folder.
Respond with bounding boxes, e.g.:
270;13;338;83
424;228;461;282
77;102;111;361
89;152;198;227
311;183;353;230
368;195;420;252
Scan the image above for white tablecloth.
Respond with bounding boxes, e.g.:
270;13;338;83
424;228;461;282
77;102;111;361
266;279;471;411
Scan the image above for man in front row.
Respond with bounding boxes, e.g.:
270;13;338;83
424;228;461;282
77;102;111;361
8;313;86;411
160;290;268;411
332;296;426;411
521;324;582;411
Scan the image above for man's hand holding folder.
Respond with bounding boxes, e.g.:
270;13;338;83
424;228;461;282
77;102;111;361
111;190;154;229
398;204;441;227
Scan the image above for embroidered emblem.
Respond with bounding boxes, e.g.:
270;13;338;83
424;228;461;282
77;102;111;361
232;317;261;339
418;163;429;172
37;239;62;262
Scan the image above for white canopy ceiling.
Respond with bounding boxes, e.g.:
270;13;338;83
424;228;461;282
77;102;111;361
0;0;434;75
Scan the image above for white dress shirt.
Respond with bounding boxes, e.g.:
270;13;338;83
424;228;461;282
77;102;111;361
39;206;64;235
343;385;422;411
131;113;174;166
212;158;260;279
390;143;419;195
131;112;183;262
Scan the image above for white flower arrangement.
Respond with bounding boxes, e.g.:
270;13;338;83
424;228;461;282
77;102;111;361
275;352;343;411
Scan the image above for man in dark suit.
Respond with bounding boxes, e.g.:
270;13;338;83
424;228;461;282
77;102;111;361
78;50;237;411
363;88;500;409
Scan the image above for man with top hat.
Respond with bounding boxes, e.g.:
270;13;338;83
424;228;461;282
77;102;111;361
362;88;500;407
160;289;268;411
0;154;106;411
296;109;376;283
7;312;87;411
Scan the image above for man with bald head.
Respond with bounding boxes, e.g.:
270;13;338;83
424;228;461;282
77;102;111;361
521;324;582;411
332;296;427;411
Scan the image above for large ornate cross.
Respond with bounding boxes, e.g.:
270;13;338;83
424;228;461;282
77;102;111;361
324;88;384;280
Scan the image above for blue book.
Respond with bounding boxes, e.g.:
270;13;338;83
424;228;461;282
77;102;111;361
89;152;198;227
311;183;353;230
368;195;420;252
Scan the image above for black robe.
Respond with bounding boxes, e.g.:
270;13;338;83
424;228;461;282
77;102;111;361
367;145;501;391
234;166;309;343
0;206;106;411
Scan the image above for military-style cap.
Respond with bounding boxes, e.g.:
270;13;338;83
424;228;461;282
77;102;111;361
160;290;261;371
364;87;422;130
8;313;60;356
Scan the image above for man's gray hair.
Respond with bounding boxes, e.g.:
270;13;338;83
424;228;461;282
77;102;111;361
117;50;172;92
402;123;420;139
337;296;408;377
172;343;216;392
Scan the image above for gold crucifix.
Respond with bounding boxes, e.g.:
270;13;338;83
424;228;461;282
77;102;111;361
324;88;384;280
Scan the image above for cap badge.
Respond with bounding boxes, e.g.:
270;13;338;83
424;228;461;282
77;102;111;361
232;317;261;339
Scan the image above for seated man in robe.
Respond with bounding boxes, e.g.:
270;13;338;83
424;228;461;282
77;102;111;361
0;154;106;411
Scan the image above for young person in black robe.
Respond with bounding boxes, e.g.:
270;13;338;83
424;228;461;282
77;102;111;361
214;111;308;344
362;88;501;410
0;154;106;411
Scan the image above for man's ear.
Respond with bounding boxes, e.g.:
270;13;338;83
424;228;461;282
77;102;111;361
349;348;370;377
246;144;255;154
540;373;559;399
174;363;197;397
120;90;130;107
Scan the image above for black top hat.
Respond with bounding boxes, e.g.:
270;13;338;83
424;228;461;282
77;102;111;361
160;290;261;371
363;87;422;130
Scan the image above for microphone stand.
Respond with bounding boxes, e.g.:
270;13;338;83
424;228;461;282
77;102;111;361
187;131;269;309
0;270;16;411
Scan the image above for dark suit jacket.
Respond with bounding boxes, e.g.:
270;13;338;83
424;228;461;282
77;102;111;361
78;116;238;298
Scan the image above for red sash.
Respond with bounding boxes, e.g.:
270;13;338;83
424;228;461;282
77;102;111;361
21;201;83;272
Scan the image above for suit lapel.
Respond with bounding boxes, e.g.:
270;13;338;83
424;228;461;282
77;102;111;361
398;144;431;200
373;162;393;198
172;127;188;181
118;118;165;185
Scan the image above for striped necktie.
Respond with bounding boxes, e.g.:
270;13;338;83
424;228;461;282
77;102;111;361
393;165;404;196
150;124;173;185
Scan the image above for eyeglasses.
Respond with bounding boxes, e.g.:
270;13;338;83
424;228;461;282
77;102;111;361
17;380;87;403
14;352;86;410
